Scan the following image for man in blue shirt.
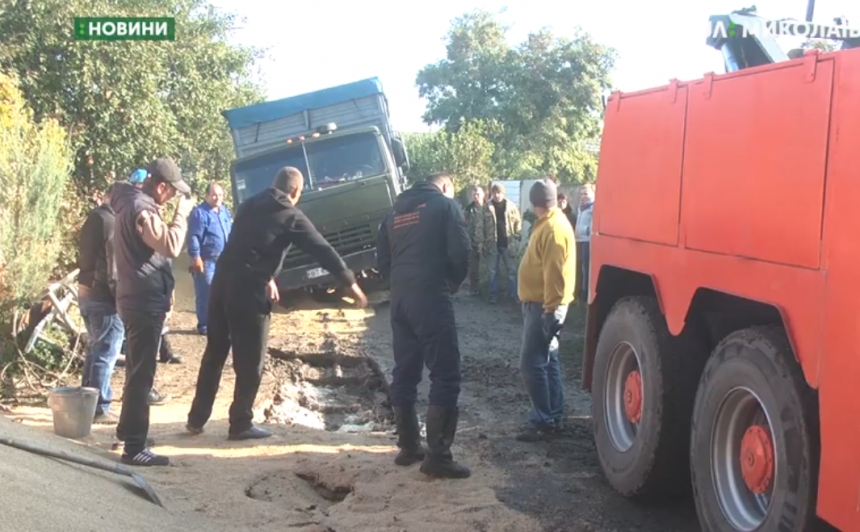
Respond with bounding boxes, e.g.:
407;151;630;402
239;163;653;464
187;182;232;334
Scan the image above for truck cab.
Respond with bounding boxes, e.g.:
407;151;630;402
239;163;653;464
222;77;409;291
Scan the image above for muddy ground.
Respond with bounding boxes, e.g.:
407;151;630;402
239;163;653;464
2;259;702;532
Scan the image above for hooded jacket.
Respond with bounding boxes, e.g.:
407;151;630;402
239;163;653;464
376;182;470;297
217;187;355;293
77;203;117;305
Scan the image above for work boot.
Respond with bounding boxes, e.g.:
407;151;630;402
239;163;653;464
419;405;471;479
393;404;426;466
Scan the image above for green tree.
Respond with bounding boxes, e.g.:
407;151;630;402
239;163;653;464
801;39;838;52
404;119;495;194
0;71;73;311
0;0;264;198
416;10;616;182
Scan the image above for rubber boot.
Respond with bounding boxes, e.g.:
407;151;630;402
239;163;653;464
419;405;471;479
393;404;426;466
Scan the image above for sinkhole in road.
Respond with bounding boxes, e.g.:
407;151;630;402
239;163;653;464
262;348;393;433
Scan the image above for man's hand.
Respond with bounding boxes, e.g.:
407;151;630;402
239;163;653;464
541;312;563;344
188;256;204;274
266;279;280;303
176;194;195;218
348;282;368;309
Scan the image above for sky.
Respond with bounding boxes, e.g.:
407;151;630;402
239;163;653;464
208;0;860;133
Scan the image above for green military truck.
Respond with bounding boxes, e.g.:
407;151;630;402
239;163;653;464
222;77;409;292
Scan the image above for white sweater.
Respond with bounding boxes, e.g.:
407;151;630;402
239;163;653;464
575;203;594;243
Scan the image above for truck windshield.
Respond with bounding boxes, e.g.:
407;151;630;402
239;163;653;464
306;132;385;189
232;145;310;202
232;131;386;202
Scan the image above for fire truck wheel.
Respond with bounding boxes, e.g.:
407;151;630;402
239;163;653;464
592;296;707;501
691;326;818;532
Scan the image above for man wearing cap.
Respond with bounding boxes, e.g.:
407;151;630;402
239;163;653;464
128;168;147;188
110;157;195;466
515;179;576;442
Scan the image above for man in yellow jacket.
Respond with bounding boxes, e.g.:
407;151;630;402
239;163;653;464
516;179;577;442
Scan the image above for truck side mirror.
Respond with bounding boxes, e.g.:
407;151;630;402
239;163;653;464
392;135;410;171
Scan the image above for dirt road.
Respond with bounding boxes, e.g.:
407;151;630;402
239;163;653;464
4;266;702;532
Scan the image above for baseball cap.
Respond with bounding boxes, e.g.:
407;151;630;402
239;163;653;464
147;157;191;195
128;168;147;184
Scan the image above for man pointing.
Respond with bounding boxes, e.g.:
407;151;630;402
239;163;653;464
187;166;368;440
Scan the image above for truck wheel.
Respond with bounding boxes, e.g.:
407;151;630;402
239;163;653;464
592;296;706;501
691;326;818;532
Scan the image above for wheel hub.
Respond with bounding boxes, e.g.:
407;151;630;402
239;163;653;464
740;425;774;494
623;370;643;424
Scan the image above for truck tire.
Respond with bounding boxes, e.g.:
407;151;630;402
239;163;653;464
690;326;818;532
592;296;706;501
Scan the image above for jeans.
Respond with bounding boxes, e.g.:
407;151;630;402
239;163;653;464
488;248;517;301
520;302;568;426
116;308;165;455
389;295;461;409
192;259;217;333
79;295;124;416
188;267;271;434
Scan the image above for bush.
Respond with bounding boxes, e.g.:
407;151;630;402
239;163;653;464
0;71;73;315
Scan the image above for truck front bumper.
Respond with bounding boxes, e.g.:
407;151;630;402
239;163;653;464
276;248;379;290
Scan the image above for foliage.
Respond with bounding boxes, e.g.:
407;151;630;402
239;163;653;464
416;10;615;182
403;119;495;193
800;39;838;52
0;0;265;202
0;71;73;313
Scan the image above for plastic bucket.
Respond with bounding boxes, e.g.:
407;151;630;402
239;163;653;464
47;386;99;439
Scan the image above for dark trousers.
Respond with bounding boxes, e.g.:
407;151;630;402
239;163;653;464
575;241;590;301
389;295;461;409
188;270;270;434
116;308;165;455
468;248;482;293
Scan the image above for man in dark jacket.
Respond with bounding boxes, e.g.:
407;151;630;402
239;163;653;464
186;166;368;441
111;157;195;466
78;183;124;425
376;173;472;479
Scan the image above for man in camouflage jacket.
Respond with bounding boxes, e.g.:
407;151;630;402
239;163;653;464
463;185;492;295
484;183;523;302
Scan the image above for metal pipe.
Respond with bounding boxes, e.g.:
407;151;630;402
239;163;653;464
806;0;816;22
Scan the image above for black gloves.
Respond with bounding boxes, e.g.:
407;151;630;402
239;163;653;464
541;312;563;344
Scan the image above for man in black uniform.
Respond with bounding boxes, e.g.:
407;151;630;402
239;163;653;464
376;172;471;479
186;166;368;441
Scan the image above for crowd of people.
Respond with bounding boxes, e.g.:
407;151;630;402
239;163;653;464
379;173;594;479
75;158;594;477
76;158;367;467
462;181;595;302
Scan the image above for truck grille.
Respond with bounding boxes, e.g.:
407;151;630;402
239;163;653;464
282;224;375;269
